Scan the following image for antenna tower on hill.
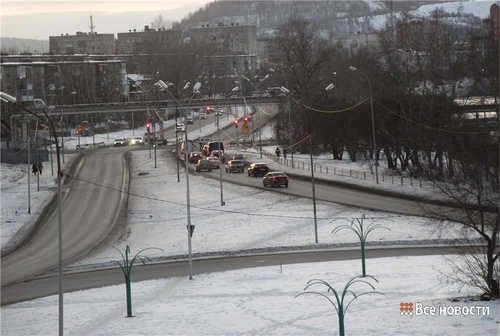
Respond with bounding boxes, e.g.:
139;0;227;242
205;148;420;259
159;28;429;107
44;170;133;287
90;14;95;34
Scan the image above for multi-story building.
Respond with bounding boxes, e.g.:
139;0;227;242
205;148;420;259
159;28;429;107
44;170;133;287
116;26;183;54
189;23;258;55
49;32;115;54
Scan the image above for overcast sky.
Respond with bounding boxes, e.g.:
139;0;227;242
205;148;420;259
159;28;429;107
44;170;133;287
0;0;211;40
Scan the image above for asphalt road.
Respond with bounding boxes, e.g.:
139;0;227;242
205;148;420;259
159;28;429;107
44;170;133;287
1;245;461;305
0;111;453;305
0;147;130;287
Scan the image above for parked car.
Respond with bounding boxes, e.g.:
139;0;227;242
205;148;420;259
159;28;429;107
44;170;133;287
199;112;208;119
207;157;221;169
130;136;145;145
113;138;128;147
188;152;203;163
263;171;289;188
195;159;212;172
247;163;269;177
225;160;245;173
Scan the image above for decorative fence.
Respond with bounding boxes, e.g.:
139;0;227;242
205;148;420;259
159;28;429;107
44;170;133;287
260;149;429;189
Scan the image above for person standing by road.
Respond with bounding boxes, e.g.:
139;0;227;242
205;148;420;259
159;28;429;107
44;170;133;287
32;163;38;175
37;161;43;175
275;147;281;158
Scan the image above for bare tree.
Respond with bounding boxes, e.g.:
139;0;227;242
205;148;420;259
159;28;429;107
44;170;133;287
430;159;499;299
150;15;173;30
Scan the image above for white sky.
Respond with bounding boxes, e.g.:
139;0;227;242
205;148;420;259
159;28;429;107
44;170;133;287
1;106;498;335
0;0;210;40
1;1;497;40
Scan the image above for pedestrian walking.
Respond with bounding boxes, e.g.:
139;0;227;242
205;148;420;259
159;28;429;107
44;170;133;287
283;148;287;159
37;161;43;175
275;147;281;158
32;163;38;175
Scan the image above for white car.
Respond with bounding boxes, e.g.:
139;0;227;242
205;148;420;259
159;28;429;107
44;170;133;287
200;112;208;119
130;136;145;145
113;138;128;147
207;157;221;168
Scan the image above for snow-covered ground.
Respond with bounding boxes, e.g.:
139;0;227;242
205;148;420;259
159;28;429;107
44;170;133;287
1;107;498;335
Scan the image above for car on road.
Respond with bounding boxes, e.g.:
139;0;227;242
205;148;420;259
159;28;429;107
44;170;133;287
175;123;185;132
188;152;203;163
210;150;225;163
247;163;269;177
215;108;223;116
195;159;212;172
130;136;145;145
186;116;194;124
113;138;128;147
232;154;248;166
225;160;245;173
207;157;221;169
200;112;208;119
263;171;289;188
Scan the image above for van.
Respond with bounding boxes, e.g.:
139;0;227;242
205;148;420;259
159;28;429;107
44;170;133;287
204;141;224;156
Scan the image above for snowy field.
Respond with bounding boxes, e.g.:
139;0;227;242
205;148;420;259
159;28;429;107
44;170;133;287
2;110;498;335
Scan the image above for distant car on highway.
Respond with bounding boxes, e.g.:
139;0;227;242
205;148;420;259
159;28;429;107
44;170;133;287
263;171;289;188
225;160;245;173
113;138;128;147
188;152;203;163
200;112;208;119
247;163;269;177
207;157;221;169
186;116;194;124
130;136;145;145
232;154;248;166
195;159;212;172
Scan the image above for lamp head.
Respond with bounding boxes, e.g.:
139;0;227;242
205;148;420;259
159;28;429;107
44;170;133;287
280;86;289;94
34;98;46;109
0;92;17;103
325;83;334;91
349;66;357;71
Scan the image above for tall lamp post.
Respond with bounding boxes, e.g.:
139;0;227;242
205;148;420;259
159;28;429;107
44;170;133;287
280;83;334;243
106;87;119;141
270;68;294;167
349;66;379;184
157;80;201;280
60;90;76;164
1;92;65;335
242;73;269;159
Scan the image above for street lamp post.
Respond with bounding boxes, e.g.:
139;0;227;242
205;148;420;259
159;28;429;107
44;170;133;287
242;74;269;159
270;68;294;167
280;83;334;244
350;66;379;184
106;87;119;141
60;90;76;164
157;80;201;280
1;92;65;335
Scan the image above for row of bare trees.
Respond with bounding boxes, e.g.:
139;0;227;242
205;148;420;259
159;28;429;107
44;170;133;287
263;12;498;299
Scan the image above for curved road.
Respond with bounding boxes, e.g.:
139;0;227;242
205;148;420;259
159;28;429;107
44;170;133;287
1;116;457;305
1;147;129;287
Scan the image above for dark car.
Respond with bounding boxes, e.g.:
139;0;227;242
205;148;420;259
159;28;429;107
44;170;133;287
195;159;212;172
263;171;289;188
188;152;203;163
225;160;245;173
247;163;269;177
